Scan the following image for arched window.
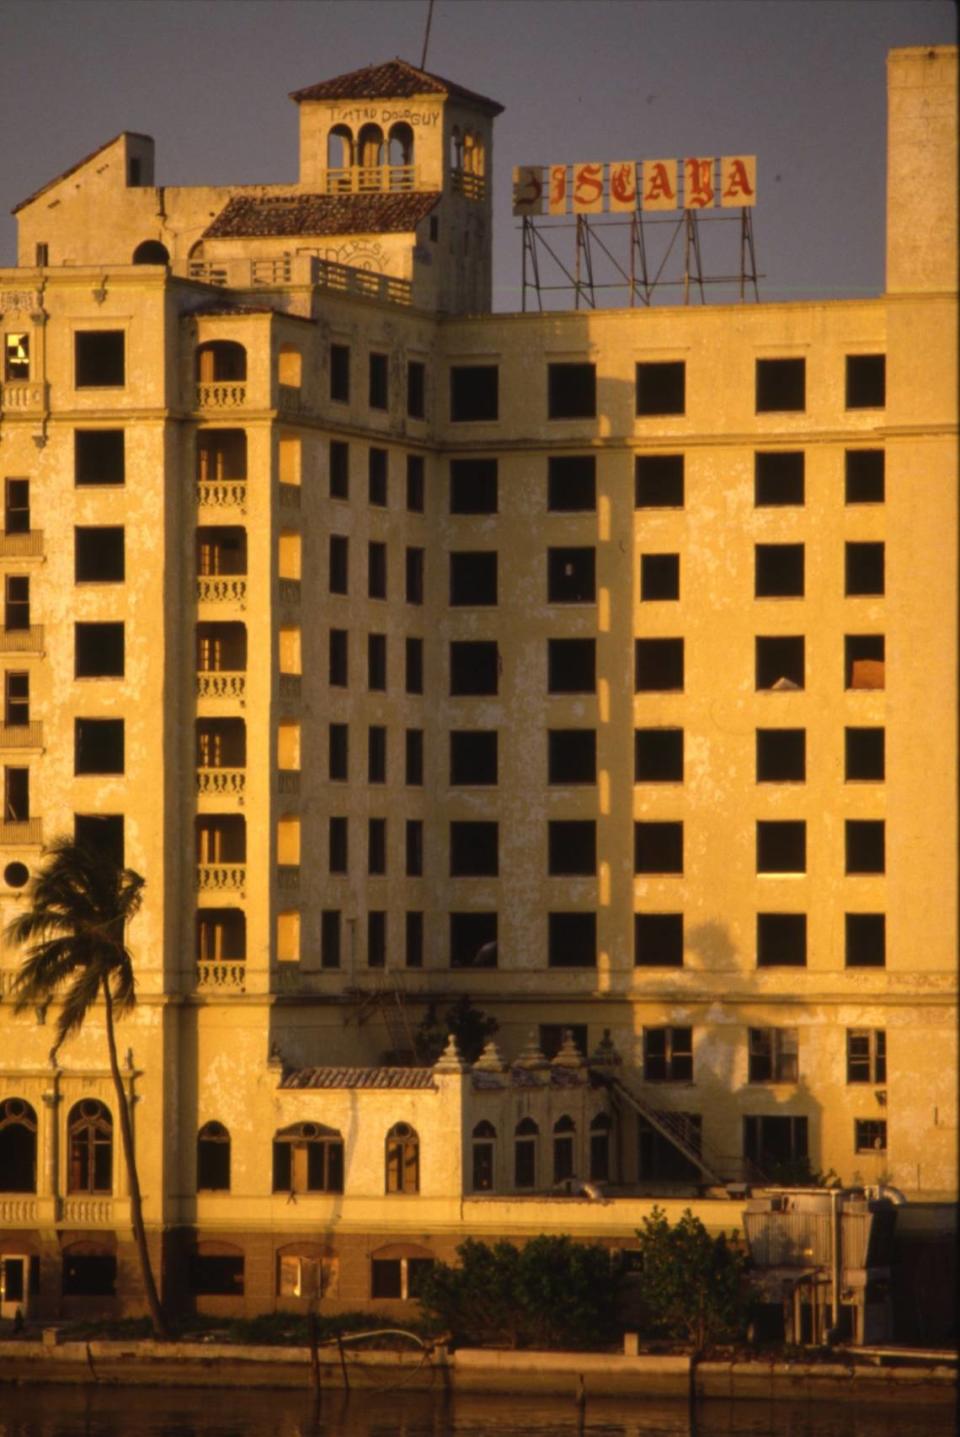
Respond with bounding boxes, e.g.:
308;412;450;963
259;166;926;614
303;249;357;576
514;1117;538;1189
553;1114;576;1183
385;1122;419;1194
132;240;169;265
589;1112;612;1182
278;344;302;388
272;1122;343;1193
388;122;414;185
67;1100;112;1195
357;124;384;172
196;341;246;383
327;124;354;170
471;1120;496;1192
0;1098;37;1193
197;1121;230;1191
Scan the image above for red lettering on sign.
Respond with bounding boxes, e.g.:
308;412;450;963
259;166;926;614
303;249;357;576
573;163;604;210
609;162;636;206
643;162;676;204
684;157;714;209
722;158;754;200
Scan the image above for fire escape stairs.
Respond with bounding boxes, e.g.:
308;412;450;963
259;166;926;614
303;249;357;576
608;1076;732;1187
345;971;420;1061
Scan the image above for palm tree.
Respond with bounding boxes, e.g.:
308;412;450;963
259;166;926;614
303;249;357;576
5;837;168;1337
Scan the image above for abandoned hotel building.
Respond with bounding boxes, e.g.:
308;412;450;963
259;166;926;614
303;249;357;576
0;48;956;1339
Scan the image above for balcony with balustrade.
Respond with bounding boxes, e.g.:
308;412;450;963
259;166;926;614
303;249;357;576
196;622;246;704
196;430;247;513
195;908;246;993
197;526;247;612
196;718;246;804
196;816;246;898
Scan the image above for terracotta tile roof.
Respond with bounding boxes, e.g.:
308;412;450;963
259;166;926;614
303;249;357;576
13;131;152;215
279;1066;437;1090
203;191;439;239
289;59;503;115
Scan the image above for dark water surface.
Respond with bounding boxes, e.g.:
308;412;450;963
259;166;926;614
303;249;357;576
0;1387;955;1437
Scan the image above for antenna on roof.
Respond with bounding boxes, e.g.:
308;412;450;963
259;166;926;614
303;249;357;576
420;0;435;70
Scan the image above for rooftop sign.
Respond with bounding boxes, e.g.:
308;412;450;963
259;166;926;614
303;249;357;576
512;158;756;215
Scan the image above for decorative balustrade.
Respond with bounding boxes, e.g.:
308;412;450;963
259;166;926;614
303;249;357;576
278;769;300;795
278;579;300;606
197;863;246;895
197;576;247;606
251;256;293;284
196;382;247;410
197;671;246;701
196;767;246;799
187;254;412;306
278;674;301;701
277;865;300;891
60;1196;113;1226
450;167;486;201
196;480;247;512
0;530;43;558
196;961;246;993
0;720;42;748
311;258;412;306
0;381;48;413
0;625;44;654
278;483;301;510
322;164;418;194
0;817;42;845
0;1196;39;1223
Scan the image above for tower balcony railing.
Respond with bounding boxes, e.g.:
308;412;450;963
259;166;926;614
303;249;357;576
197;863;246;895
195;960;246;993
322;163;419;194
196;766;246;798
0;530;44;558
0;720;42;749
450;167;486;201
0;625;44;654
197;576;247;606
196;479;247;512
187;253;412;306
197;670;246;701
196;382;247;410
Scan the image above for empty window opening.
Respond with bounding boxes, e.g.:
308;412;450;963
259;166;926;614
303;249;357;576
451;730;497;785
329;535;348;594
472;1121;496;1192
757;820;806;874
854;1119;887;1153
197;527;246;576
450;640;498;695
756;729;805;782
846;355;886;409
450;911;497;968
634;821;683;874
406;819;423;877
640;553;680;601
368;911;386;968
197;1122;230;1191
196;816;245;865
846;820;885;874
450;551;497;606
514;1117;538;1188
406;911;423;968
756;358;805;412
636;362;685;416
406;547;424;604
405;727;424;785
191;1248;244;1297
329;440;349;499
368;725;386;784
4;671;29;728
369;353;389;410
132;239;168;265
450;821;498;876
329;817;348;874
548;638;595;694
407;360;426;419
330;344;350;402
845;450;885;504
635;454;684;507
406;636;424;694
548;455;595;511
4;766;28;820
75;622;124;679
75;814;124;866
0;1097;37;1192
368;541;387;600
371;1255;433;1299
450;365;499;422
75;527;124;583
548;362;596;419
277;1251;338;1301
548;729;596;785
368;446;388;506
406;454;425;512
4;332;29;381
4;479;30;535
635;728;683;782
196;341;246;383
548;911;596;968
450;458;498;513
744;1115;808;1174
329;629;348;686
846;727;884;781
197;429;246;483
748;1028;798;1083
755;452;804;506
321;910;341;969
756;636;804;690
197;718;246;770
75;719;124;776
75;331;125;388
755;543;804;598
548;547;595;603
589;1113;611;1182
4;576;29;631
368;633;387;690
548;820;596;876
635;638;684;692
327;722;348;781
553;1115;576;1182
273;1123;344;1194
75;430;125;486
757;913;806;967
385;1123;420;1193
846;635;884;689
847;1029;886;1084
368;818;387;875
845;542;885;596
197;622;246;673
68;1100;112;1194
62;1250;117;1297
638;1115;702;1182
644;1027;693;1082
635;912;683;967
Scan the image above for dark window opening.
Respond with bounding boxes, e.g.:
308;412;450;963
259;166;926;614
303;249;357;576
514;1118;538;1187
406;820;423;877
472;1121;496;1191
368;818;386;875
548;638;595;694
371;1260;402;1298
553;1116;575;1182
4;479;30;535
196;341;245;383
75;622;124;679
635;638;684;692
636;362;685;416
406;547;424;604
0;1098;37;1192
197;429;246;482
635;913;683;967
368;541;387;600
548;362;596;419
845;542;884;596
548;911;596;968
407;360;426;419
757;913;807;967
450;458;497;513
5;766;28;821
406;911;423;968
450;551;497;606
196;527;246;577
75;430;125;486
755;452;804;506
197;1122;230;1191
635;728;683;782
75;815;124;866
321;910;341;969
846;355;886;409
539;1025;588;1061
846;727;884;781
845;450;885;504
368;633;387;691
634;821;683;874
451;730;498;785
450;911;498;968
132;240;168;264
756;358;805;412
635;454;684;508
405;728;423;785
196;815;245;864
748;1028;799;1084
191;1254;244;1296
406;454;425;512
450;821;498;876
450;640;498;695
644;1027;693;1082
756;729;806;782
329;440;349;499
846;820;885;875
548;729;596;785
368;447;388;506
369;352;389;410
75;331;125;388
4;576;29;631
67;1100;112;1194
62;1253;116;1297
329;628;348;687
74;719;124;775
757;821;806;874
75;527;124;583
846;634;884;689
368;910;386;969
755;543;804;598
854;1119;887;1153
638;1115;702;1181
329;723;348;781
406;636;424;694
756;636;804;690
549;455;596;511
196;909;245;962
4;671;29;727
450;365;498;422
367;725;386;783
640;553;680;601
329;816;348;874
330;344;350;402
196;622;246;673
847;1029;886;1084
548;547;595;604
548;820;596;876
744;1115;808;1172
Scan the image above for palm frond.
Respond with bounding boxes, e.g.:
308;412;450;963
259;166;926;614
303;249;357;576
10;936;91;1012
53;963;106;1055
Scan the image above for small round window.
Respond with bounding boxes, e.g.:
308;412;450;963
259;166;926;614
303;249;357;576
4;861;29;888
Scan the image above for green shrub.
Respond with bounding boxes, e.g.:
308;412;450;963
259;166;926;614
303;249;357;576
633;1207;748;1351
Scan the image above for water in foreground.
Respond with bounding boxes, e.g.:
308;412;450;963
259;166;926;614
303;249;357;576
0;1386;954;1437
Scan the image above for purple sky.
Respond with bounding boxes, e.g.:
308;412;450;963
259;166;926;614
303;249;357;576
0;0;954;308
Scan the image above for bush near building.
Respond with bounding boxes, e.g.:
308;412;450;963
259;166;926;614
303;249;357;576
632;1207;748;1350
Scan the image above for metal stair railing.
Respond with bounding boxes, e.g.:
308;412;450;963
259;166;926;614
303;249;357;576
609;1077;726;1186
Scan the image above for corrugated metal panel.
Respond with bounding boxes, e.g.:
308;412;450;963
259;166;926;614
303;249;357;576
744;1212;832;1266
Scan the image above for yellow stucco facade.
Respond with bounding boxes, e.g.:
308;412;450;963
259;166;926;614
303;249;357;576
0;50;955;1323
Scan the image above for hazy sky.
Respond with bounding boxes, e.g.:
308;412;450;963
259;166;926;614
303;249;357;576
0;0;955;308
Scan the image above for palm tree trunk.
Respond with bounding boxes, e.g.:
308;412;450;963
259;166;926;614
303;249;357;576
102;977;168;1338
